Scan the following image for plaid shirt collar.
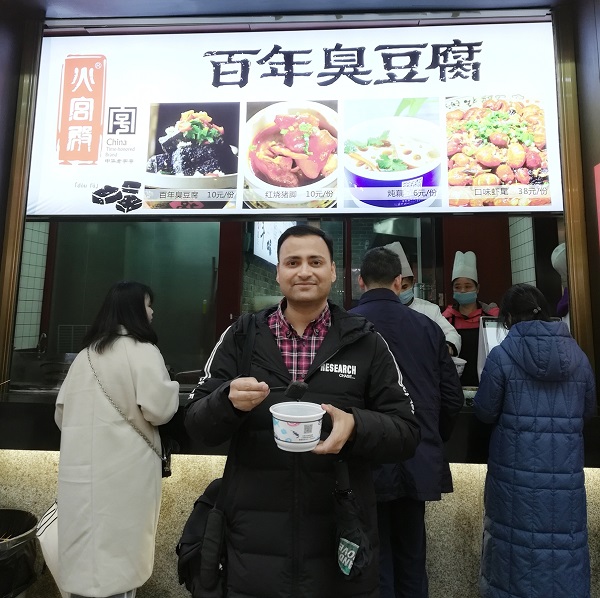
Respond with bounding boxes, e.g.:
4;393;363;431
270;299;331;339
268;300;331;381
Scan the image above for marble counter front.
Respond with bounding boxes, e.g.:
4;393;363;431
2;451;599;598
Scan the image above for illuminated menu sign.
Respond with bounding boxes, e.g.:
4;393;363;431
26;22;562;216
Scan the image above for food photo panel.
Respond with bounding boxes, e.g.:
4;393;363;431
242;100;338;210
340;97;443;211
144;102;240;210
445;96;550;209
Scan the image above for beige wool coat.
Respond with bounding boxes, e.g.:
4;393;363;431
55;334;179;596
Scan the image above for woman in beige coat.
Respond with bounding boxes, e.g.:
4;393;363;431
55;281;179;598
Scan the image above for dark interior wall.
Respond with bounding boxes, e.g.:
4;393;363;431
48;221;220;373
575;0;600;374
241;255;279;315
216;221;244;336
442;215;512;307
0;20;23;263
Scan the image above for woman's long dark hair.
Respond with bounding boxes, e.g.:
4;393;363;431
82;281;157;353
499;283;552;330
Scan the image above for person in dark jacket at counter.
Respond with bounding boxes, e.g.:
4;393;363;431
474;283;596;598
351;247;464;598
185;224;420;598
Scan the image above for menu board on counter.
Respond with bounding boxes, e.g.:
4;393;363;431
26;22;562;216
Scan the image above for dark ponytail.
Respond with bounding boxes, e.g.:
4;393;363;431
499;283;551;329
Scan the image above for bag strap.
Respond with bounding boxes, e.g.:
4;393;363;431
212;314;256;510
239;313;256;377
334;460;351;493
87;347;164;462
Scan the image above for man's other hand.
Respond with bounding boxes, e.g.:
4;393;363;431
312;403;355;455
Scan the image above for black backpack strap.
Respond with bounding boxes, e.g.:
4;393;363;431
238;313;256;377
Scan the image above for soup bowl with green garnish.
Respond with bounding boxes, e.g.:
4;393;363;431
344;116;442;208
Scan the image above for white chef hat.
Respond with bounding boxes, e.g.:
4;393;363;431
551;242;568;286
452;250;478;283
384;242;414;277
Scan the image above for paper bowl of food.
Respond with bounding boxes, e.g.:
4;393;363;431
344;116;442;208
244;102;338;206
269;401;325;452
452;356;467;378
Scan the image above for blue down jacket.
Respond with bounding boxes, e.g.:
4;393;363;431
474;320;596;598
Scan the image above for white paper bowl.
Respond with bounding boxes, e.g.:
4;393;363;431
269;401;325;452
452;356;467;377
145;171;237;190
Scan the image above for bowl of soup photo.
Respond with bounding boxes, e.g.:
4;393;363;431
343;116;442;208
245;102;338;207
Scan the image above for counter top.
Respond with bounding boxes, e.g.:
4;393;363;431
2;387;599;465
0;387;224;454
2;388;194;405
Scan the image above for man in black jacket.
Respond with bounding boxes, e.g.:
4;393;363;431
351;246;464;598
185;225;420;598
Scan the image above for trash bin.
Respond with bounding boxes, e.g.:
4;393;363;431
0;509;38;598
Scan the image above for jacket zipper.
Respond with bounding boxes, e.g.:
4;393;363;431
289;344;353;596
292;453;300;597
304;348;341;382
303;331;368;383
254;319;368;596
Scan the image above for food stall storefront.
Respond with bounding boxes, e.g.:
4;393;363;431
0;7;598;597
1;11;592;451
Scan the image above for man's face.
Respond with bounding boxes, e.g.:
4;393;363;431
277;234;336;307
400;277;414;292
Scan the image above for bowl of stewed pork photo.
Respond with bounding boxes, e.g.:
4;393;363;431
244;101;338;208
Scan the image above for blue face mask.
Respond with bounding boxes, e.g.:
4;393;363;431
398;288;414;305
454;291;478;305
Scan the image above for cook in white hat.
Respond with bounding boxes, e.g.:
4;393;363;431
551;242;570;323
442;250;499;387
384;241;462;356
551;243;568;287
384;242;414;303
451;250;479;312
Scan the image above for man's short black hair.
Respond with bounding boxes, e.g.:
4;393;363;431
360;247;402;287
277;224;334;262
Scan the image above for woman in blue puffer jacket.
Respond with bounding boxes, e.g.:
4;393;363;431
474;283;596;598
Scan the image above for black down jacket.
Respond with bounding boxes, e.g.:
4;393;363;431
185;302;420;598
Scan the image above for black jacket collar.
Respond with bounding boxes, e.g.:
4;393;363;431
357;288;402;306
250;301;373;382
